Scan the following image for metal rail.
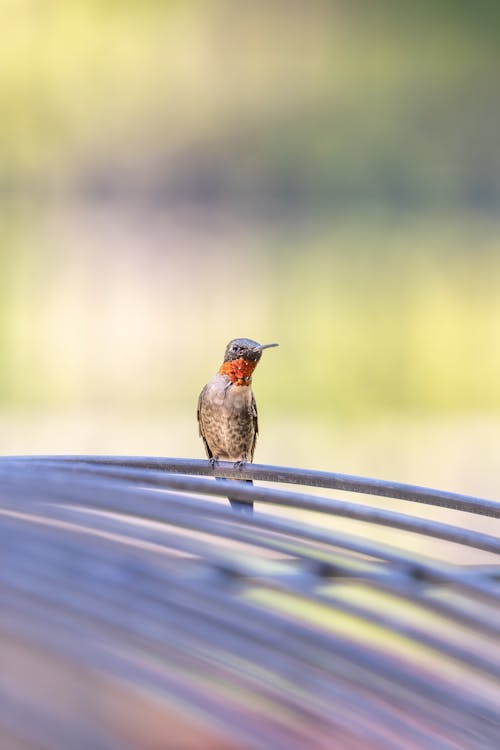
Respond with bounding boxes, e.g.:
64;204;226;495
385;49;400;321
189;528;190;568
0;455;499;750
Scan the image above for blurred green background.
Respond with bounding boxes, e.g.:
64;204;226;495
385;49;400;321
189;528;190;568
1;0;499;498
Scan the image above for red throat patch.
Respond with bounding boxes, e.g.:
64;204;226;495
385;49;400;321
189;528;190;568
219;357;257;386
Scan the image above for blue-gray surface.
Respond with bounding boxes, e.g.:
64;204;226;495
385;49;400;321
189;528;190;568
0;456;499;750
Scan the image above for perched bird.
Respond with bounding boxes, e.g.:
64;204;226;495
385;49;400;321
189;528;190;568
197;338;278;513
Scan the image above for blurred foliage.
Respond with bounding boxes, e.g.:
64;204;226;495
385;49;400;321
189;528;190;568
1;206;499;419
1;0;499;210
0;0;499;422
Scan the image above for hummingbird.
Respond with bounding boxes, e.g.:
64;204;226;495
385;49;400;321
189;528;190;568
197;338;279;513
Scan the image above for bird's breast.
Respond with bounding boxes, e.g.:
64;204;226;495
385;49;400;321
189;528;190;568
202;374;252;411
199;375;255;461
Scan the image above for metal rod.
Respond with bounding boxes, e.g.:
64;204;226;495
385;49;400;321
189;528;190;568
4;455;497;517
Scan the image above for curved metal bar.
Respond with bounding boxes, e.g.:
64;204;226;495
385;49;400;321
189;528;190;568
4;482;500;646
1;454;499;750
2;460;500;559
0;589;459;750
20;502;500;685
4;499;500;685
0;482;497;675
2;513;498;749
1;465;499;607
4;455;498;517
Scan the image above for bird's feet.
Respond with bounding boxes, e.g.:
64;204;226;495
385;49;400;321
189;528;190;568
233;459;247;471
208;457;219;469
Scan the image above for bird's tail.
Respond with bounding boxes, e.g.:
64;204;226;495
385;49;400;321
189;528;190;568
216;477;254;514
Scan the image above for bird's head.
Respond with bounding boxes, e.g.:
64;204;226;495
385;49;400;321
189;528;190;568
220;338;278;385
223;338;278;364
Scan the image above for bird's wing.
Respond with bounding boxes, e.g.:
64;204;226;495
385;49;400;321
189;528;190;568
249;392;259;462
197;387;213;459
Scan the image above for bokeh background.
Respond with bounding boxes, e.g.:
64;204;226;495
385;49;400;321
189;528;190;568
1;0;499;498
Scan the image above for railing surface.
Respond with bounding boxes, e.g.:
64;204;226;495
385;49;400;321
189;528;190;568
0;456;499;750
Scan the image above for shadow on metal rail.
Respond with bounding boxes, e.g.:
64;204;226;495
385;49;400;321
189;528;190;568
0;455;499;750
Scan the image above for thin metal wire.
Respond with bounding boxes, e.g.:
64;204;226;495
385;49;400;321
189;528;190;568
7;455;498;517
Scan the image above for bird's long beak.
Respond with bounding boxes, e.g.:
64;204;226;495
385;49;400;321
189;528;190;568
255;343;279;351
